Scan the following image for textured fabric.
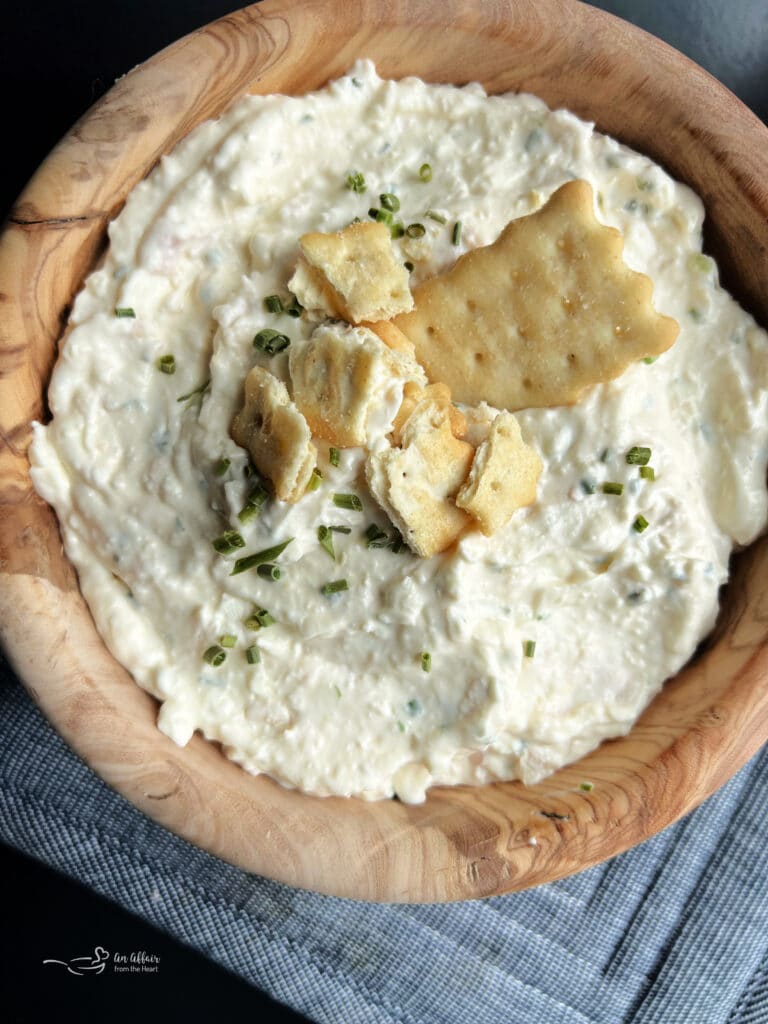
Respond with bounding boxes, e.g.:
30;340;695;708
1;672;767;1024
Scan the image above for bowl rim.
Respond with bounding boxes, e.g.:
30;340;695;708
2;0;768;902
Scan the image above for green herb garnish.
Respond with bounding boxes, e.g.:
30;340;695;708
329;447;340;467
212;530;246;554
306;467;323;492
213;457;231;477
231;538;293;575
177;379;210;404
257;563;282;581
632;514;649;534
420;652;431;673
321;579;349;596
602;482;624;496
626;446;651;466
580;479;596;495
406;223;426;239
219;634;236;648
244;608;275;630
203;645;226;667
285;294;303;318
390;221;405;239
365;524;390;548
253;328;291;354
115;307;136;318
317;525;336;561
380;192;400;212
642;355;659;364
238;483;269;523
639;466;656;481
346;171;366;193
523;639;536;658
452;221;462;245
157;354;176;374
264;294;283;314
580;781;594;792
425;210;447;224
419;163;433;182
369;207;393;225
245;644;261;665
333;493;363;511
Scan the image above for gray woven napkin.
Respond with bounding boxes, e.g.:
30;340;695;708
0;671;766;1024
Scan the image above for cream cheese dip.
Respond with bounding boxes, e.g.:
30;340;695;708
30;62;768;803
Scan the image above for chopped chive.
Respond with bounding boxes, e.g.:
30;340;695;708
231;538;293;575
397;720;406;733
285;294;303;318
264;294;283;314
580;479;596;495
243;462;256;479
626;446;652;466
346;171;366;193
203;645;226;667
257;562;282;580
380;192;400;212
317;525;336;560
333;493;363;511
219;634;237;648
365;523;391;548
253;328;290;354
115;307;136;318
420;651;431;673
321;579;349;596
419;163;433;182
599;447;612;463
212;529;246;554
602;482;624;496
369;207;393;225
157;354;176;374
580;781;594;792
213;457;231;477
238;482;269;523
639;466;656;481
245;644;261;665
426;210;447;224
329;447;340;467
390;222;405;239
406;223;426;239
329;525;351;534
404;260;414;272
246;608;275;629
642;355;659;364
334;684;342;698
406;698;422;716
305;467;323;492
452;221;462;245
523;639;536;658
389;530;407;554
632;514;649;533
177;379;210;404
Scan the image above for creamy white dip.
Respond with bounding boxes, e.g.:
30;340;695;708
30;62;768;802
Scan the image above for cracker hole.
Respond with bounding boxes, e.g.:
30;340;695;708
427;326;436;336
467;299;477;313
474;352;484;364
522;377;532;389
568;352;577;362
490;481;502;492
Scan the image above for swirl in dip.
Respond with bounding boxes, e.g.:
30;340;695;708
30;62;768;803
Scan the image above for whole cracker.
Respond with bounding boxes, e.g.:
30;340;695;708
231;365;316;503
456;411;542;535
289;221;413;325
392;180;679;411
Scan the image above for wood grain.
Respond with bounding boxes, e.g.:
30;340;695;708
2;0;768;901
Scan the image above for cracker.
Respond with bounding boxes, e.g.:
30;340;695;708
366;396;474;558
289;221;413;324
456;411;542;534
231;366;316;503
392;180;679;410
289;322;425;448
389;381;467;447
364;319;416;357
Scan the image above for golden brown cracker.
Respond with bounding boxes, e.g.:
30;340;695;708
456;411;542;534
366;396;474;558
389;381;467;447
364;319;416;357
231;366;316;502
392;180;679;411
290;221;413;325
289;323;425;448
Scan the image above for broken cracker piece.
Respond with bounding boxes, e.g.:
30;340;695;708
231;365;316;502
456;411;542;535
289;322;425;448
366;396;474;558
364;319;416;357
393;180;679;411
389;381;467;447
289;221;413;324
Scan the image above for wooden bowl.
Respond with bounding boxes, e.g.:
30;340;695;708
2;0;768;902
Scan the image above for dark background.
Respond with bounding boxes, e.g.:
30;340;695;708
1;2;766;1022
